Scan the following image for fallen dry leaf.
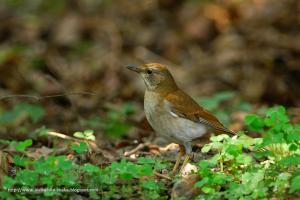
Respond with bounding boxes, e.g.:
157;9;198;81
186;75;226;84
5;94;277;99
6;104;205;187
0;151;10;187
25;146;53;159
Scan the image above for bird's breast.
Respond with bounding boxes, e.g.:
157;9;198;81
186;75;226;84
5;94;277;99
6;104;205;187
144;91;162;120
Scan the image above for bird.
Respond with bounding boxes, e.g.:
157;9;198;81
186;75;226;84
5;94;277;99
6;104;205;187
127;63;235;173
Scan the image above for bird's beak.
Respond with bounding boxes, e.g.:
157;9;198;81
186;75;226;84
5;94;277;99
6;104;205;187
126;64;142;73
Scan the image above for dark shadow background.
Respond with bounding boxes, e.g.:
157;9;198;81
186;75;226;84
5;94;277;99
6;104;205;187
0;0;299;138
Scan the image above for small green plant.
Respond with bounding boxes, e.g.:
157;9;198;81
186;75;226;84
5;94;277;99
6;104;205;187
0;155;169;199
0;139;33;152
245;106;300;158
193;105;300;200
71;141;89;154
1;155;78;199
14;139;33;152
73;129;96;141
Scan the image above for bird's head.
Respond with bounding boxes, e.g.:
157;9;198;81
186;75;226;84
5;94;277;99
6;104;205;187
127;63;178;93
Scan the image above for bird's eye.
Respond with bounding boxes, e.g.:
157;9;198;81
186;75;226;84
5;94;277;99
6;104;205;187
147;69;152;74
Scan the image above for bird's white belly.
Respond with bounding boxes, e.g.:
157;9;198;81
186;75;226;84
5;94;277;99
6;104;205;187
144;91;207;144
149;113;207;143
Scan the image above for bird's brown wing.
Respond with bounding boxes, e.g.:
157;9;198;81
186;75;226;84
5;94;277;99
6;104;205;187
164;89;235;135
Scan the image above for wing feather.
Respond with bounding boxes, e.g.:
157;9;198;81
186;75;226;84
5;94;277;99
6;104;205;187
164;90;235;135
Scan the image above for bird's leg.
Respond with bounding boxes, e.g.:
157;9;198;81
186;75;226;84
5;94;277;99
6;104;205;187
172;145;185;173
179;142;192;173
179;154;192;173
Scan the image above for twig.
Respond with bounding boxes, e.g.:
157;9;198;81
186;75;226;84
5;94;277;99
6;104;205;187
0;92;96;101
154;171;172;180
47;131;80;141
124;143;147;157
159;143;179;152
47;131;100;153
